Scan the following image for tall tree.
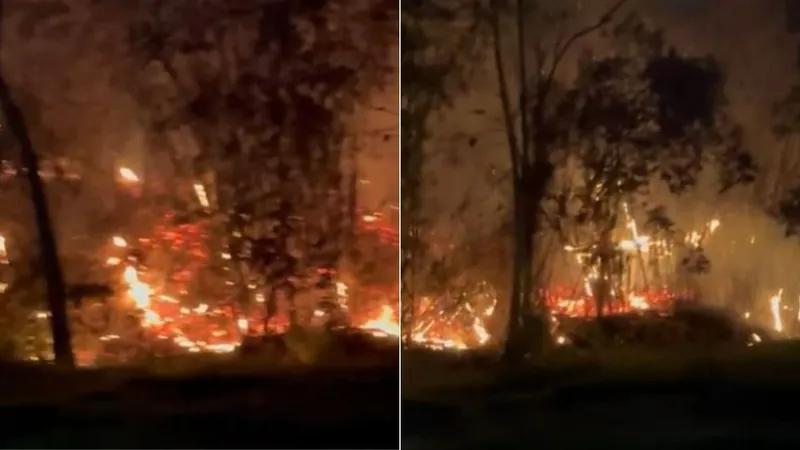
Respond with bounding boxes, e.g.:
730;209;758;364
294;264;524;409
543;17;754;315
0;0;74;367
400;0;483;344
484;0;627;362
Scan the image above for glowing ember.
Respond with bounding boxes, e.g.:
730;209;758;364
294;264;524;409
118;167;139;183
112;236;128;248
237;318;249;333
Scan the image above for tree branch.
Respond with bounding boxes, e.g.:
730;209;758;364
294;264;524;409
542;0;627;99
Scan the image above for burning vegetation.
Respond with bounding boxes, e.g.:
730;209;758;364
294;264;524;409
0;166;400;366
0;0;399;368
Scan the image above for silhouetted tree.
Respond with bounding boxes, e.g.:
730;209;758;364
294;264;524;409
481;0;628;363
543;17;754;315
0;0;74;366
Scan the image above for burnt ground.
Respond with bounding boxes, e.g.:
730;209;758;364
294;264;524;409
0;360;399;449
403;343;800;449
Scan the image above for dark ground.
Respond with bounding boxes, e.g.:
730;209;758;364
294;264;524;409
0;360;399;449
403;343;800;449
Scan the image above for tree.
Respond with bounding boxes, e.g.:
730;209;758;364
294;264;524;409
771;84;800;237
0;0;74;367
400;0;484;345
482;0;628;362
543;17;754;315
128;0;395;329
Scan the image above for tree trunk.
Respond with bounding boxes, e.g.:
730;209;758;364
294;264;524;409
503;159;556;364
503;201;532;363
595;229;614;317
0;78;74;367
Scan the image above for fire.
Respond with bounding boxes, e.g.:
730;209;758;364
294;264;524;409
123;265;151;309
115;260;242;356
628;293;649;310
7;174;404;364
193;183;210;208
402;286;497;351
358;305;400;337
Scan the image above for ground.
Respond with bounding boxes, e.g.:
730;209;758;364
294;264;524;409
403;343;800;449
0;356;399;449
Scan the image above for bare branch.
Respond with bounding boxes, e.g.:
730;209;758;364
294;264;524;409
543;0;627;92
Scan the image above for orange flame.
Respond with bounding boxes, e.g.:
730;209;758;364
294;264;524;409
358;305;400;337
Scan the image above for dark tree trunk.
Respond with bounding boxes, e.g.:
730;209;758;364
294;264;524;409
0;3;74;366
502;162;553;364
503;197;533;364
595;229;615;317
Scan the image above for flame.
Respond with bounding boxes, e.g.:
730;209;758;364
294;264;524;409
193;183;210;208
117;260;242;356
358;305;400;337
770;289;783;333
628;293;650;310
27;207;404;364
123;265;151;309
